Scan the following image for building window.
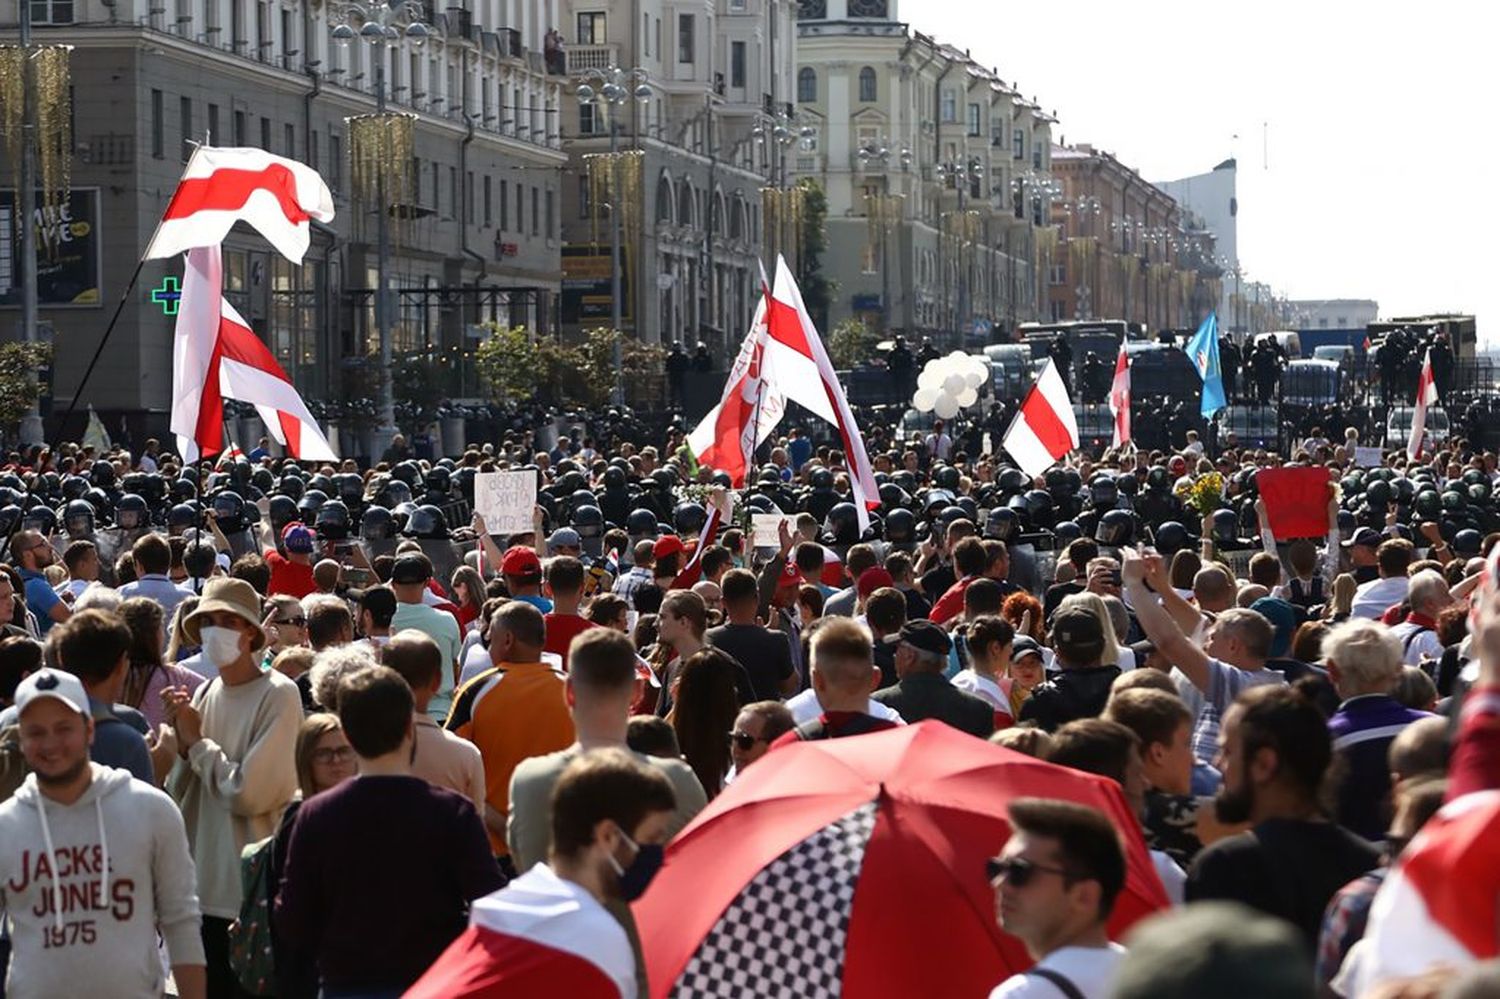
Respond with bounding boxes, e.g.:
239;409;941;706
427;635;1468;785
483;175;492;225
576;11;605;44
861;242;877;274
29;0;74;23
1032;145;1042;170
466;171;474;223
233;110;247;145
579;175;591;219
797;67;816;103
546;188;555;238
260;116;271;150
284;122;295;158
1013;127;1024;159
848;0;887;14
531;186;539;235
516;183;523;233
329;132;341;192
309;129;318;174
431;161;439;209
500;179;509;229
940;88;956;123
966;103;980;136
255;1;271;61
180;97;193;161
149;90;164;159
643;12;650;56
678;14;694;63
858;66;877;102
731;41;746;88
280;7;294;66
207;103;220;145
579;102;597;135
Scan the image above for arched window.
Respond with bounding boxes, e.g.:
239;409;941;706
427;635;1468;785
712;190;726;234
797;67;817;104
678;181;696;228
858;66;877;102
730;198;745;240
655;174;674;224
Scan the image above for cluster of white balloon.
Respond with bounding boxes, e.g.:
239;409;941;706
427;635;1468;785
911;352;989;420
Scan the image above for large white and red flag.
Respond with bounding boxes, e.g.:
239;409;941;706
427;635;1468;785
762;255;879;532
1003;358;1079;478
1108;345;1131;449
687;264;784;485
171;246;337;462
145;146;334;264
1408;347;1439;460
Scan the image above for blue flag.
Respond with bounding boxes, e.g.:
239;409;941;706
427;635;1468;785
1185;312;1227;418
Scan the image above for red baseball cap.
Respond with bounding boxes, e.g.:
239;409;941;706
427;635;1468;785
777;561;804;588
856;567;895;598
500;546;542;578
653;535;685;560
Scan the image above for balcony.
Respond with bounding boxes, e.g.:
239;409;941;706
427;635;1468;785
567;43;617;73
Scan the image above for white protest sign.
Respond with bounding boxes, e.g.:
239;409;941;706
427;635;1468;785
474;470;536;536
751;513;786;549
1354;446;1384;468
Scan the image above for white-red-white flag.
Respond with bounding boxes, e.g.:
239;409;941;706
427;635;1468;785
1003;358;1079;478
763;255;879;532
171;246;337;462
687;264;783;485
1408;348;1439;460
1109;345;1131;449
145;146;334;264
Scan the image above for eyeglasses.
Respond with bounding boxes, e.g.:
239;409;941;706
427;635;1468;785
728;730;767;751
278;617;307;628
312;745;354;765
985;856;1074;888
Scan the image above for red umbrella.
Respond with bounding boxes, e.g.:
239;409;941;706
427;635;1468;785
635;720;1168;998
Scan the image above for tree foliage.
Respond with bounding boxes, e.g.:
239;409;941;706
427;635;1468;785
473;323;666;409
826;317;877;370
796;178;834;333
0;342;50;440
473;323;541;402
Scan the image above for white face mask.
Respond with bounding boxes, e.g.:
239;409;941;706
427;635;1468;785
200;625;244;669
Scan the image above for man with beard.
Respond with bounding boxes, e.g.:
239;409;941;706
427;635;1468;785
1185;684;1380;951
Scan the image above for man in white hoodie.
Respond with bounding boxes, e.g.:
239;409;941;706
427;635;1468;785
0;668;206;999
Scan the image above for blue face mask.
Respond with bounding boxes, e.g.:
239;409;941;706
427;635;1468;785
607;825;664;902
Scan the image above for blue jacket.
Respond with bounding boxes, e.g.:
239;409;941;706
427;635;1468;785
1328;694;1434;840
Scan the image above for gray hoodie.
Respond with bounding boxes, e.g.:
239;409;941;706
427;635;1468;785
0;764;205;999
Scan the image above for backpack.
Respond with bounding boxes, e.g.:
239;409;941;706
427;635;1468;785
227;835;278;996
0;723;27;803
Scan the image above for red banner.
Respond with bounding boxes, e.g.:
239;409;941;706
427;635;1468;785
1258;466;1332;540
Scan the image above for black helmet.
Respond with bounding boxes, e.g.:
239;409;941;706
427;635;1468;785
298;489;328;524
627;508;659;537
603;466;627;491
360;505;395;541
673;502;707;536
168;502;200;532
1336;509;1356;541
573;504;604;539
1210;508;1239;542
334;473;364;508
307;473;335;497
984;507;1017;542
1146;466;1173;493
1441;490;1465;513
997;468;1029;497
809;468;835;491
1393;477;1416;503
823;502;861;546
114;493;149;531
268;495;299;533
251;467;275;495
392;460;422;487
63;499;95;537
1154;520;1189;556
424;467;451;495
1096;509;1134;546
885;507;917;546
84;487;113;520
1054;520;1082;544
1365;480;1393;507
1023;489;1054;531
90;459;116;489
405;503;448;540
1415;490;1443;520
0;505;22;538
316;499;351;540
1454;528;1484;558
1469;482;1492;504
212;490;248;534
933;466;962;492
1115;472;1139;498
878;483;910;510
1089;476;1119;510
376;478;412;509
120;472;149;498
21;505;56;536
61;475;89;503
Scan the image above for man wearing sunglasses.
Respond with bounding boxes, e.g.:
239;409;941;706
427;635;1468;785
12;529;69;635
988;798;1127;999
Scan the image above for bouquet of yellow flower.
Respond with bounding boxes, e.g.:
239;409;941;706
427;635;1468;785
1182;471;1225;518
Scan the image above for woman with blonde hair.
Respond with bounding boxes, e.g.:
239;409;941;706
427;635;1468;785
1056;591;1123;670
1325;573;1357;623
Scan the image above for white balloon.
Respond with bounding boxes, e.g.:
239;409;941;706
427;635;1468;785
913;387;938;412
956;386;978;407
947;350;967;361
942;373;966;395
934;393;960;419
917;367;942;391
963;365;986;389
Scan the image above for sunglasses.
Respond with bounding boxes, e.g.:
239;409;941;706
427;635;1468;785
728;730;767;751
985;856;1074;888
278;616;307;628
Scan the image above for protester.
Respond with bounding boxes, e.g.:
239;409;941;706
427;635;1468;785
390;553;463;720
729;700;796;771
383;629;487;810
872;620;992;737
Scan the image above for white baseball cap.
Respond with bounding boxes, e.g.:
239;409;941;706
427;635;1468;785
13;669;89;718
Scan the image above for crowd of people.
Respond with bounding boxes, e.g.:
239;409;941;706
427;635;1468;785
1;400;1500;998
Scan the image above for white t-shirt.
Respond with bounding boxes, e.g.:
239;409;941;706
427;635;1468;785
785;688;904;725
952;670;1013;720
1390;620;1444;666
1349;576;1409;621
989;943;1127;998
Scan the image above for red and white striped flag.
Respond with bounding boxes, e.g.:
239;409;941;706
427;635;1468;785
688;264;783;486
1003;358;1079;478
171;246;337;462
145;146;334;264
1108;345;1131;449
1408;347;1439;460
763;255;879;532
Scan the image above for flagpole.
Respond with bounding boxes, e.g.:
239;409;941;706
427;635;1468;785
57;142;209;442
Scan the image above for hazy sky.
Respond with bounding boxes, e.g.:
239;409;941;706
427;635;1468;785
908;1;1498;340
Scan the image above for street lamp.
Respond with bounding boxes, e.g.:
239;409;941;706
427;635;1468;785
576;65;651;405
752;109;814;188
331;0;428;457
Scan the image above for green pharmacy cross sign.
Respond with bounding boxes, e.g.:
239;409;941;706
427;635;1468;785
150;276;183;315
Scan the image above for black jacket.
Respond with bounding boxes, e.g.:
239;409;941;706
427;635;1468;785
1019;665;1122;732
871;672;994;739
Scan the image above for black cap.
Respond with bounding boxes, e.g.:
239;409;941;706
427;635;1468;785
1051;607;1106;666
1011;636;1044;660
899;620;952;657
390;553;433;585
1342;526;1382;549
